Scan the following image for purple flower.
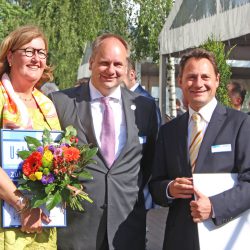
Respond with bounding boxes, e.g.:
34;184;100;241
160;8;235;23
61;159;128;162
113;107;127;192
41;174;55;184
48;145;55;153
54;147;63;157
60;143;69;147
36;146;44;154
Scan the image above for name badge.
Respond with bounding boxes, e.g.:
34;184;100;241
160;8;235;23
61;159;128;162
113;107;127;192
211;144;232;153
139;136;147;144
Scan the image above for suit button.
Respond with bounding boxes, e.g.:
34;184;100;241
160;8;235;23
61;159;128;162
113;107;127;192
100;204;107;209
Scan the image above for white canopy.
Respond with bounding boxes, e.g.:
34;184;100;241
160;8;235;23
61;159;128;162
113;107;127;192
159;0;250;58
158;0;250;116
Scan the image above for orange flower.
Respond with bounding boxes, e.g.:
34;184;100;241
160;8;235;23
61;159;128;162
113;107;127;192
63;147;80;162
22;152;43;176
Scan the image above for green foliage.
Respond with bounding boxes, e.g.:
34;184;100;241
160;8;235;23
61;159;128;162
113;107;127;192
0;0;173;89
201;38;233;107
18;125;97;211
31;0;102;89
129;0;173;61
0;0;33;41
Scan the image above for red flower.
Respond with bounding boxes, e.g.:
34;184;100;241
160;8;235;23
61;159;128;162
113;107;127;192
63;147;80;162
22;152;43;176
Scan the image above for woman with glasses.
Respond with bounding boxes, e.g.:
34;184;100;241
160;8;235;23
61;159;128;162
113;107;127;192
0;25;61;249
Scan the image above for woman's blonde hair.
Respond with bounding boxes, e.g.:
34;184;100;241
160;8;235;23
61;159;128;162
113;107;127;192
0;25;53;86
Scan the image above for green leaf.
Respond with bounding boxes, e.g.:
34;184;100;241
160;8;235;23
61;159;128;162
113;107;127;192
17;150;31;160
78;193;93;203
17;183;31;191
46;191;62;211
76;170;93;180
42;129;52;145
32;197;47;208
65;125;77;136
84;147;98;160
45;183;56;194
24;136;42;151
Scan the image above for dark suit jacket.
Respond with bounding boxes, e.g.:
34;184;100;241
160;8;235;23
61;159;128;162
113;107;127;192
134;84;153;99
50;83;158;250
149;103;250;250
134;84;162;126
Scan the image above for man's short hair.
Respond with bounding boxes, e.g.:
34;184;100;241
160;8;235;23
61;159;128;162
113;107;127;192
179;48;219;77
229;81;246;105
90;33;130;60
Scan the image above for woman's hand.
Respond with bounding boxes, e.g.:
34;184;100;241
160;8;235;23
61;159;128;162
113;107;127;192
20;208;51;234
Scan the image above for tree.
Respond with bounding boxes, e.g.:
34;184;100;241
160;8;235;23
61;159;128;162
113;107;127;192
129;0;173;61
201;38;232;107
30;0;103;88
0;0;173;89
0;0;32;42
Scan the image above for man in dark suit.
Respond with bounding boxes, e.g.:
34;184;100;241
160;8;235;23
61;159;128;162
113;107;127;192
50;34;158;250
124;58;162;126
149;48;250;250
123;58;161;210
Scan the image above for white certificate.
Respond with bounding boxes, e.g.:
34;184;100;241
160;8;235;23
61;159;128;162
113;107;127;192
0;129;66;228
193;173;250;250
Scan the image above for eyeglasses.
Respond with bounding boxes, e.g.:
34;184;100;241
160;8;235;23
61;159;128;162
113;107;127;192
14;47;47;59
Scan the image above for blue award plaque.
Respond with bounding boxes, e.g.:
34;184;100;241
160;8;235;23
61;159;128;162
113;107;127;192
0;129;67;228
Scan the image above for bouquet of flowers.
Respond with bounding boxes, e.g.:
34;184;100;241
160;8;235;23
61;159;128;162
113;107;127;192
17;125;98;211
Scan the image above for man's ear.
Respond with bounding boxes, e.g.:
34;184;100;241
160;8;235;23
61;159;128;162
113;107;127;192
130;69;136;81
177;76;182;87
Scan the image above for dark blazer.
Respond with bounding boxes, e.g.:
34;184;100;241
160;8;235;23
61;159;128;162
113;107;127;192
134;84;153;99
134;84;162;126
50;83;158;250
149;103;250;250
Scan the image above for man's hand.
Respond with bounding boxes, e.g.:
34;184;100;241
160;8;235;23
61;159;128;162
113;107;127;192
20;208;51;234
168;177;194;198
190;188;212;223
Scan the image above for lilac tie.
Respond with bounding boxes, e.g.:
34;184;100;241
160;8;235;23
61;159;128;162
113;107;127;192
100;97;115;167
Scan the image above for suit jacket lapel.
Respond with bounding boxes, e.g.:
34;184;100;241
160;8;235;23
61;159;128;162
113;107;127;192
195;103;227;172
113;88;138;165
74;83;99;147
177;113;191;176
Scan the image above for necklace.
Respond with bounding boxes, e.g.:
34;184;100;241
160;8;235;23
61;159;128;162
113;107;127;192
18;95;33;102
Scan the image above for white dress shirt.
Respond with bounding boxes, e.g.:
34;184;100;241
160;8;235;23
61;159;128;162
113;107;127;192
89;81;127;160
188;97;218;149
130;82;140;92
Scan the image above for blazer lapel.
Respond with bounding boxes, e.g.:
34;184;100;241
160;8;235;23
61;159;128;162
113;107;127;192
74;83;99;147
177;113;191;176
113;88;138;165
195;103;227;172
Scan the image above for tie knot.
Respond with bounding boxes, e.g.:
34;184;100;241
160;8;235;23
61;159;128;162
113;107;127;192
192;113;201;123
100;97;110;106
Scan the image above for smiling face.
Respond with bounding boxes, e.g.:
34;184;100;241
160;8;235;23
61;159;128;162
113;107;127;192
7;37;47;90
89;37;128;96
178;57;219;111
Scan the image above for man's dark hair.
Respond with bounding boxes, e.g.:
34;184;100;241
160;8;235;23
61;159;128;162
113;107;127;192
229;82;246;105
179;48;219;77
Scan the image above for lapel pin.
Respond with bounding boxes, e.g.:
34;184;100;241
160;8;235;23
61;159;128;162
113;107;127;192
131;104;136;110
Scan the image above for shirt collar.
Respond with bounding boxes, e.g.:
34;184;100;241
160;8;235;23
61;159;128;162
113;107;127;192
188;97;217;123
89;80;121;102
130;82;140;92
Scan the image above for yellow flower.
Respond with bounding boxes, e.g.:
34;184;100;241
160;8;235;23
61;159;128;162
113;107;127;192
35;171;43;180
29;173;36;181
42;150;53;168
